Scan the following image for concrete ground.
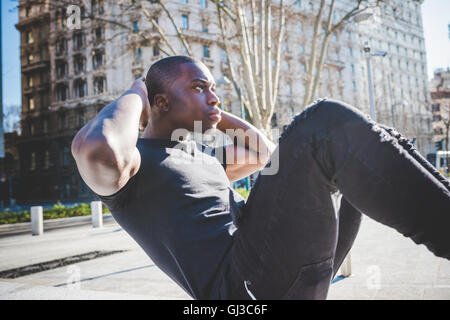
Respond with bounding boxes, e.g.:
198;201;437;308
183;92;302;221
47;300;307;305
0;215;449;300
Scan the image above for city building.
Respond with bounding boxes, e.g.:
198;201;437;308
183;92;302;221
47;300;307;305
11;0;433;205
430;68;450;151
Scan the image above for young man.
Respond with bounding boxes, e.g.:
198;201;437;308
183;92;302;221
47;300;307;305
72;56;450;300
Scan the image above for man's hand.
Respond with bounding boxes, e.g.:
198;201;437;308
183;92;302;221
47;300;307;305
129;77;151;131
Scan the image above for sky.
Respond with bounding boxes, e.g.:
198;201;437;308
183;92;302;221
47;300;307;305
1;0;449;108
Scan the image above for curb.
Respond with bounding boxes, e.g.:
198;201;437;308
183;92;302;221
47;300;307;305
0;214;115;237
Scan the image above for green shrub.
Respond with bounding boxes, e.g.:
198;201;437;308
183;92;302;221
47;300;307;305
0;202;110;225
235;188;250;200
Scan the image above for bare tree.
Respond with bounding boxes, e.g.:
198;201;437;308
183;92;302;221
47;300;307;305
3;105;21;134
303;0;390;106
20;0;394;140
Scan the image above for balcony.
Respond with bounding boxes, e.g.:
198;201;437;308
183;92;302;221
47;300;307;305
21;60;50;73
181;29;217;44
15;12;50;30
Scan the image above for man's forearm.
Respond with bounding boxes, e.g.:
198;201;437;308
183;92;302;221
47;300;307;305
216;110;276;159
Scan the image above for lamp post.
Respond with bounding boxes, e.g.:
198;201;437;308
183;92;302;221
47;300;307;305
363;42;387;122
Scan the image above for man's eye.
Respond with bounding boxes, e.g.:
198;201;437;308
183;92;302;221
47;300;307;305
195;85;204;91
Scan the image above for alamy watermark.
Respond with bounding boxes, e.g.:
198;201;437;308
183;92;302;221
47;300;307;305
170;121;280;175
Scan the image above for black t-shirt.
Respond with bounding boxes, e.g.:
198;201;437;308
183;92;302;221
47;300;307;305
94;138;246;299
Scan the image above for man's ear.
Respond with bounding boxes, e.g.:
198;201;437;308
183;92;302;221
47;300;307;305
154;94;169;112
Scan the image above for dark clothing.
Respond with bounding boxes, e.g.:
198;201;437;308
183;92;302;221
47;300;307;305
96;99;450;300
219;99;450;299
95;138;245;299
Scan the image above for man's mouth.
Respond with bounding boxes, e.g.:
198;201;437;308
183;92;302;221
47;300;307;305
208;109;222;122
208;113;222;122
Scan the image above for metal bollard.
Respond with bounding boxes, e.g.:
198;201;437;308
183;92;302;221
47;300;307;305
90;201;103;228
31;206;43;236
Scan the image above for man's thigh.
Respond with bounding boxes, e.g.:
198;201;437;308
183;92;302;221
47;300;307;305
227;102;339;299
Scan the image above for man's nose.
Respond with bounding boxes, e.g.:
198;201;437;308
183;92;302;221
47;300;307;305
208;91;220;106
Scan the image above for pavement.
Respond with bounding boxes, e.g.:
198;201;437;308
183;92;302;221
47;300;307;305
0;215;449;300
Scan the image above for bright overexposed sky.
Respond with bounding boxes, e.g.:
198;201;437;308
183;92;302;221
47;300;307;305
422;0;450;80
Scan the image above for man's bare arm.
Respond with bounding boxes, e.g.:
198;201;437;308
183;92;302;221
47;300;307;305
71;78;150;196
216;111;276;181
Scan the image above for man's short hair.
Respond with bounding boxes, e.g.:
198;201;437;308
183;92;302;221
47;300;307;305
145;55;201;107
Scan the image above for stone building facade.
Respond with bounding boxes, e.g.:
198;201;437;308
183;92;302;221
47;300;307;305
12;0;433;204
430;68;450;152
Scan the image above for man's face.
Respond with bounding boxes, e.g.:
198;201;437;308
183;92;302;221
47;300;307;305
164;62;222;133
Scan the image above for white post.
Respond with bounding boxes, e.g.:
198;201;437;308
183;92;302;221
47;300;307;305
31;206;43;236
366;56;376;122
340;252;352;277
91;201;103;228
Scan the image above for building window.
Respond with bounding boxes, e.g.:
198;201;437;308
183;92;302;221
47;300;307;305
200;0;207;8
352;81;356;91
27;76;34;88
58;112;67;129
25;6;31;17
299;45;305;53
201;19;208;33
26;31;34;44
92;50;104;69
63;146;70;166
432;103;440;112
433;115;442;122
27;53;34;64
74;79;87;98
44;150;50;169
348;47;353;57
73;55;86;74
180;0;188;3
135;47;142;62
300;63;306;73
296;0;301;8
92;0;105;15
181;14;189;30
56;84;69;102
203;45;210;58
93;26;103;44
133;21;139;32
93;76;106;94
43;119;48;133
30;122;35;135
221;49;227;62
30;152;36;171
351;63;355;74
298;22;302;33
55;38;67;55
29;97;35;111
56;61;68;79
73;32;84;50
78;110;86;127
271;113;277;127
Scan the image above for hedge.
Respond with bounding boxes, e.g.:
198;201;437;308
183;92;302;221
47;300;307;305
0;203;110;225
0;188;250;225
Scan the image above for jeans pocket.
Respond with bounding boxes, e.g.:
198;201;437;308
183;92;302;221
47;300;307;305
282;257;334;300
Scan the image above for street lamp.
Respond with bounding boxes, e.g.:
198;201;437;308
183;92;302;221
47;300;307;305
363;42;387;122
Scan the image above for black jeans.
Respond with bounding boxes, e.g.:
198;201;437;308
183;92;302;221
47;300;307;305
220;99;450;300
